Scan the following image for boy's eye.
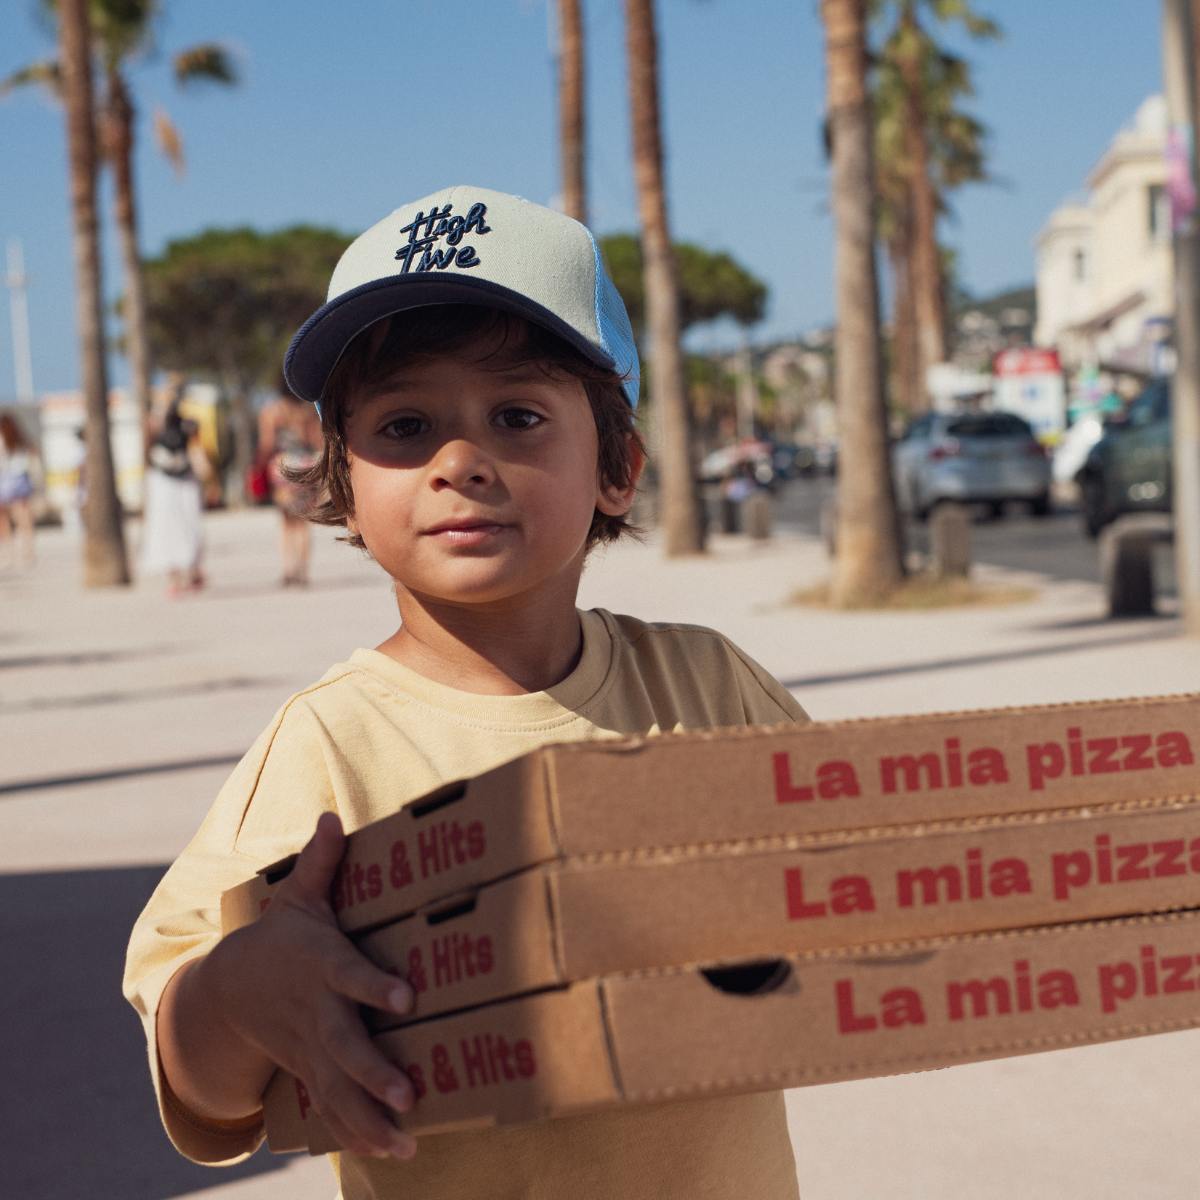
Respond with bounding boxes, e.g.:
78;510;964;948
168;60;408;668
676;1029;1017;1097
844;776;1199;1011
495;407;544;430
380;415;428;440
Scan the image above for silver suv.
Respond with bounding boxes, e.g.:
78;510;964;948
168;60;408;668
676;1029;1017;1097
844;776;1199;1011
892;410;1053;520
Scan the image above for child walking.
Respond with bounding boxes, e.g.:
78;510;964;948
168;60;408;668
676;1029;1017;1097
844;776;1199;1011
125;186;806;1199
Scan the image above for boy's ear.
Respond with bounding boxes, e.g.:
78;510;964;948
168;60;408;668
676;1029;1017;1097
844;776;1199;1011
596;435;646;517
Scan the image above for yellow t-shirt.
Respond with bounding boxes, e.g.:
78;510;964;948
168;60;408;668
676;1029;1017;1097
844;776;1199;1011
124;608;807;1200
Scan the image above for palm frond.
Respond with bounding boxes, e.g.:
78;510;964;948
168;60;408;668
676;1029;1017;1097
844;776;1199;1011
0;58;63;99
153;105;185;176
172;43;238;87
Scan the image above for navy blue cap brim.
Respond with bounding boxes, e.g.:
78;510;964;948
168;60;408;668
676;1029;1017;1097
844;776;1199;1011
283;274;627;406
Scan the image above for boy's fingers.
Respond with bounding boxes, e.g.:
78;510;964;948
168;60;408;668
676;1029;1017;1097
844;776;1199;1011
315;1010;416;1117
285;811;345;903
325;946;414;1016
313;1083;416;1161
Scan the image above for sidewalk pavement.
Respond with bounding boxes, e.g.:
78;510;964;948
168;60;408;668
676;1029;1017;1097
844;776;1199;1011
4;508;1200;1199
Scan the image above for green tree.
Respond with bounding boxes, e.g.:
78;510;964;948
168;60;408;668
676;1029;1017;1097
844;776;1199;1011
142;226;350;499
601;234;767;339
2;0;237;439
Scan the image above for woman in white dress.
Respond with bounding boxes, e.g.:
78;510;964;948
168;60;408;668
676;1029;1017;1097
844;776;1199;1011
141;397;207;596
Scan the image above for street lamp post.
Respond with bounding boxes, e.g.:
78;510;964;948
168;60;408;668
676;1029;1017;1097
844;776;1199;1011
1164;0;1200;635
4;238;35;406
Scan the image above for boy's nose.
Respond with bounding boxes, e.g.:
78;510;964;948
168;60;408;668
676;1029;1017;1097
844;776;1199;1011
428;438;495;489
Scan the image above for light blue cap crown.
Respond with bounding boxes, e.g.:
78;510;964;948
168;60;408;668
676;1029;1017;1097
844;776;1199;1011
284;185;640;409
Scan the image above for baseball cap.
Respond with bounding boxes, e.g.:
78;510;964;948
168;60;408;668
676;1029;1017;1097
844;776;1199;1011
284;184;640;409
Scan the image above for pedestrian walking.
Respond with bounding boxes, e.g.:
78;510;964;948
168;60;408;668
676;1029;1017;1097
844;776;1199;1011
124;186;807;1199
257;378;322;586
140;392;207;597
0;411;40;569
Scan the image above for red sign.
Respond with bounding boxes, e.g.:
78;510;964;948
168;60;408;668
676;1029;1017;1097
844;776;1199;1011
993;347;1062;377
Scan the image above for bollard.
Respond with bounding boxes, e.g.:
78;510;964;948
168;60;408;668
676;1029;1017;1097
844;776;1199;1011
819;497;838;556
743;490;772;540
1099;517;1163;617
929;503;971;578
719;496;740;534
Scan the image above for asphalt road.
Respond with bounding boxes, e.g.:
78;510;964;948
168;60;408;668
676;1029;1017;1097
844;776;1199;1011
769;475;1178;592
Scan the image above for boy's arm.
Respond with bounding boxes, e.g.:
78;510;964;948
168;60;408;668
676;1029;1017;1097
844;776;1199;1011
157;813;418;1160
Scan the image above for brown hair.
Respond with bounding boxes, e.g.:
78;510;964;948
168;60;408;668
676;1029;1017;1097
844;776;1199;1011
0;413;31;453
293;305;644;551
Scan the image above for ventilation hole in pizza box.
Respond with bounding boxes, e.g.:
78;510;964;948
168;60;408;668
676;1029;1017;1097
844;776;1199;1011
410;781;467;818
425;894;479;926
264;855;298;885
701;959;792;996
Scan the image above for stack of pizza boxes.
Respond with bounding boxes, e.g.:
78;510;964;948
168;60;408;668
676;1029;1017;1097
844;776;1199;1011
219;694;1200;1153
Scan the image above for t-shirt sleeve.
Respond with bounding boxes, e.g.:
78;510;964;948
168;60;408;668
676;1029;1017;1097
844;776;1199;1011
720;637;810;726
122;698;336;1164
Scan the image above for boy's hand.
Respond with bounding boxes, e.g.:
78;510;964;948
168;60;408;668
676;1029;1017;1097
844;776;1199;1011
204;812;418;1160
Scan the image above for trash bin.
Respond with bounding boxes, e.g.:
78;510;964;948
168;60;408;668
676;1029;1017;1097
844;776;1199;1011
742;490;772;540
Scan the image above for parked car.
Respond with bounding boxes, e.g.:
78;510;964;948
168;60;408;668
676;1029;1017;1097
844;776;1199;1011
891;410;1052;520
770;440;817;480
1075;377;1171;538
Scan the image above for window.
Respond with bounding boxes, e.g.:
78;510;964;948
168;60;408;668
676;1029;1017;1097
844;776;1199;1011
945;414;1034;439
1073;248;1087;282
1148;184;1169;242
1127;380;1169;426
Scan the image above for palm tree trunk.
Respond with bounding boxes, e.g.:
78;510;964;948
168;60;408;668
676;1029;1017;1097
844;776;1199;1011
888;227;921;417
899;0;946;406
59;0;130;586
625;0;703;556
103;66;155;454
821;0;904;605
557;0;587;224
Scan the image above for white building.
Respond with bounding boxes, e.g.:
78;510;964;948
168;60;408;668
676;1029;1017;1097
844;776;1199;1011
1035;95;1174;389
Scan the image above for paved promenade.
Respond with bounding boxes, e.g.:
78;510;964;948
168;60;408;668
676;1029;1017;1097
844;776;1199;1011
4;507;1200;1199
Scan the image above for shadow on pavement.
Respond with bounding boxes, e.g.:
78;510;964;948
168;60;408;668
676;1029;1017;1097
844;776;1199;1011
780;625;1181;690
0;754;245;797
0;676;284;717
0;864;288;1200
0;647;176;671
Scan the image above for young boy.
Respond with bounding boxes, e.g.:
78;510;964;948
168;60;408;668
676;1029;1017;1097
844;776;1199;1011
125;185;806;1199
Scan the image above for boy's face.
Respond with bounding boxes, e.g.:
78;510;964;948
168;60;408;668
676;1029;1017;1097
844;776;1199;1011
341;334;637;611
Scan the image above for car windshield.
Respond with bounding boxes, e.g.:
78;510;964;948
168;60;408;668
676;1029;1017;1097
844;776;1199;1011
944;414;1033;439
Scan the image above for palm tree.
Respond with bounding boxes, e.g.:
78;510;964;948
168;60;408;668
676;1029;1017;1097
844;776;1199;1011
624;0;703;555
59;0;130;586
821;0;904;605
874;25;989;415
96;10;236;445
556;0;587;224
874;0;997;407
4;2;236;444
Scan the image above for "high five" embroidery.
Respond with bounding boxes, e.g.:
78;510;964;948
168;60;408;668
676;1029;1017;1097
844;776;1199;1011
395;202;492;273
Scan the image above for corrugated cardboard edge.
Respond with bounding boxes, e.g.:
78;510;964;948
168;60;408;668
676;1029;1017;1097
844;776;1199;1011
544;692;1200;756
551;791;1200;866
611;907;1200;975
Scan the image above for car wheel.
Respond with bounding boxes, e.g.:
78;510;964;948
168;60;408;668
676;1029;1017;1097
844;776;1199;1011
987;500;1005;521
1029;490;1052;518
1078;474;1108;539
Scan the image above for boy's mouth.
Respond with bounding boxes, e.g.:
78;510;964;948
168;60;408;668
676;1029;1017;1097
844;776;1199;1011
422;518;512;544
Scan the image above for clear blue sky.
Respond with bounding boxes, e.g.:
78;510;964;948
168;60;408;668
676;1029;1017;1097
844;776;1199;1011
0;0;1164;400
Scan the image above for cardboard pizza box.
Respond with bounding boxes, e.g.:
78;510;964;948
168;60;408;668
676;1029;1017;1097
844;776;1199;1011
223;693;1200;936
355;796;1200;1027
265;907;1200;1153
